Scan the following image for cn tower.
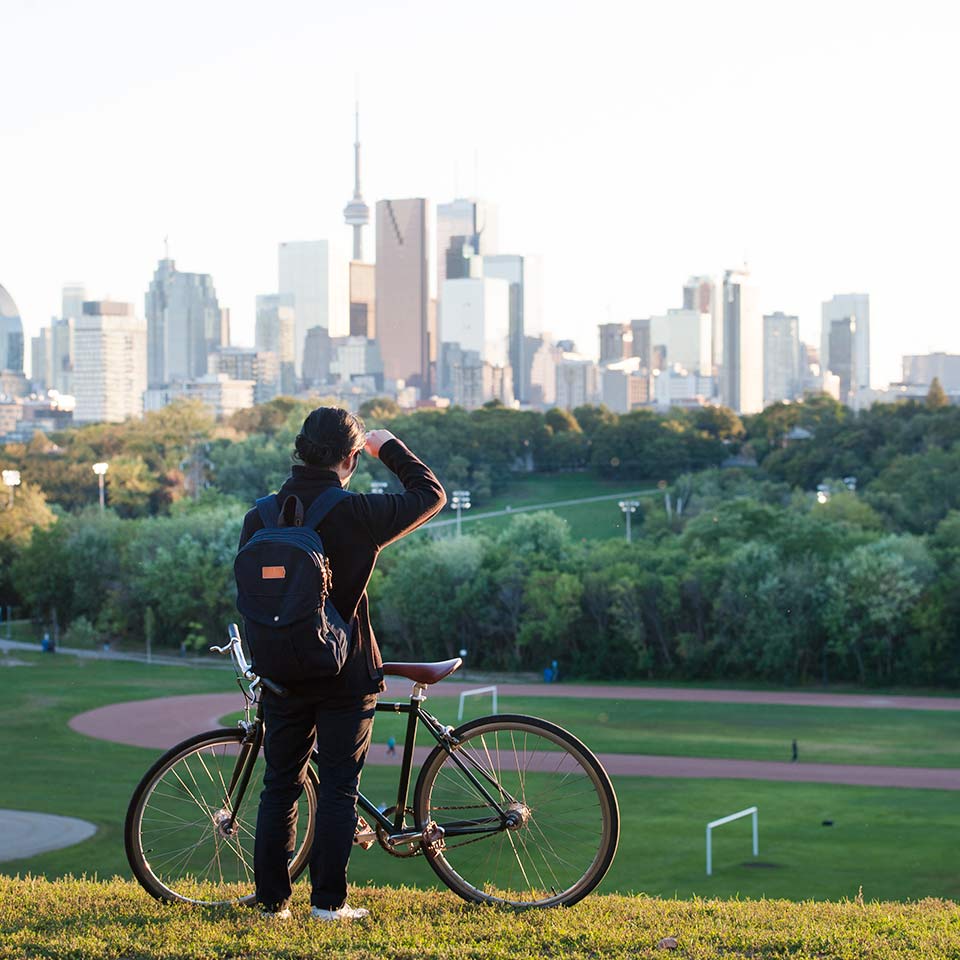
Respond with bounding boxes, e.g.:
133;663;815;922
343;103;370;261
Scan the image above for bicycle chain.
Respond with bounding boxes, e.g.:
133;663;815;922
375;804;501;856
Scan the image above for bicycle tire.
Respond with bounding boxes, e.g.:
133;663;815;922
413;714;619;908
124;727;317;905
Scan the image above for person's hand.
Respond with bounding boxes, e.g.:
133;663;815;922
364;430;397;458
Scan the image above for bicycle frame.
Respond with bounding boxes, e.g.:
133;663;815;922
211;629;516;846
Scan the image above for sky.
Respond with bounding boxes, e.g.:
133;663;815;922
2;0;959;386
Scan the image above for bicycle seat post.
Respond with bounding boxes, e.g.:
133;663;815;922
411;682;428;703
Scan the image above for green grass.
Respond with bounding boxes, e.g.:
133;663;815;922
1;879;958;960
225;692;960;769
428;473;658;541
3;653;959;901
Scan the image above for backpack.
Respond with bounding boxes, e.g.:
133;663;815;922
234;487;353;686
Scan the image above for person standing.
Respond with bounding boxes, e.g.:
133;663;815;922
239;407;446;921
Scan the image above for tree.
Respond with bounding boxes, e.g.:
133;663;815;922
926;377;949;410
0;482;56;608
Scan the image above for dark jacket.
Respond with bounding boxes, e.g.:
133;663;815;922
238;438;446;699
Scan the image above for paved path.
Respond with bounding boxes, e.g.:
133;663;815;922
0;810;97;863
69;688;960;791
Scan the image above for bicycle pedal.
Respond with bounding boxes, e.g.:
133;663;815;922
354;816;376;850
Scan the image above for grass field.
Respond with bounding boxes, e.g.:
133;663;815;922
426;473;659;541
2;653;958;901
2;878;958;960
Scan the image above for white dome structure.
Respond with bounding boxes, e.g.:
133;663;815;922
0;283;24;373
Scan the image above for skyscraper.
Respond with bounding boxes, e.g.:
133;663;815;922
827;316;857;404
255;294;296;394
349;261;376;339
0;283;25;374
650;308;712;375
598;323;632;364
821;293;870;392
721;268;763;413
375;198;431;389
480;254;541;403
145;259;222;387
278;240;349;376
436;198;498;287
763;311;801;405
73;301;147;423
684;276;720;372
342;104;370;262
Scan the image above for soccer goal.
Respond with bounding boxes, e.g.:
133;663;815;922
706;806;758;876
457;685;499;721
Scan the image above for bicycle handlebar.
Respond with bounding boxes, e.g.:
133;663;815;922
210;623;288;699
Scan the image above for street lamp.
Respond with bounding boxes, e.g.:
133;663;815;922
451;489;472;536
92;462;109;512
2;470;21;508
370;480;388;495
618;500;640;543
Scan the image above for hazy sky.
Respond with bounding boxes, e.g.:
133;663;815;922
3;0;959;386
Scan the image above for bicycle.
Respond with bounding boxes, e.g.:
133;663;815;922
125;623;620;909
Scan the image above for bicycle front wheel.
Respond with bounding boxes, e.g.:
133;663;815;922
413;715;619;907
124;728;316;905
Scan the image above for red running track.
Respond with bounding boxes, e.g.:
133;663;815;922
68;680;960;791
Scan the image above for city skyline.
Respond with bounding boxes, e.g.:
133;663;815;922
3;1;960;386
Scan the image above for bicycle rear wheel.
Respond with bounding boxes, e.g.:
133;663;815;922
124;728;316;905
413;715;619;907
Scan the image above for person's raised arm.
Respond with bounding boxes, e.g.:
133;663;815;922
357;429;446;548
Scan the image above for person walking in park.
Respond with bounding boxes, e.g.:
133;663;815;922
238;407;446;921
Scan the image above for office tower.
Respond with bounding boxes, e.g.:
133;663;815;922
528;335;563;407
436;199;498;287
827;317;857;404
375;198;431;389
763;312;801;405
61;283;87;321
601;357;651;413
349;262;376;338
219;308;231;348
903;353;960;392
650;308;712;375
73;301;147;423
256;294;296;394
278;241;349;376
145;259;222;387
169;374;255;418
683;276;720;372
480;254;541;403
331;337;383;387
556;352;599;410
302;326;333;386
0;283;24;373
209;346;279;404
599;323;631;364
821;294;870;392
628;318;652;368
721;268;763;413
342;104;370;261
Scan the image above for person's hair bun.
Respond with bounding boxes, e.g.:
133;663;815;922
293;407;366;468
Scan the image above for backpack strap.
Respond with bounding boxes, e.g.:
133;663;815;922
255;494;282;528
303;487;353;530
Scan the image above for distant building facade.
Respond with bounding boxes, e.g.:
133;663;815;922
902;353;960;392
255;294;296;394
821;293;870;394
375;198;432;390
0;283;24;375
763;311;801;404
721;268;763;413
146;260;222;387
73;301;147;423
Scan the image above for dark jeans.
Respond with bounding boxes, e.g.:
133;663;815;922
254;691;377;911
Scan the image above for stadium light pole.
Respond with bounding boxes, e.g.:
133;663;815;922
370;480;388;495
92;462;109;512
2;470;21;508
451;489;472;537
618;500;640;543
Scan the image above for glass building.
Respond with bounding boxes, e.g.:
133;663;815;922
0;283;25;374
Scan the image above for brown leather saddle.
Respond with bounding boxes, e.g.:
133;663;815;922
381;658;462;685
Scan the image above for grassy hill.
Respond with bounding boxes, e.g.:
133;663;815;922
1;878;956;960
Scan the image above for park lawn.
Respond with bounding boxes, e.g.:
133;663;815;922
225;691;960;769
2;880;958;960
3;651;959;901
426;473;659;541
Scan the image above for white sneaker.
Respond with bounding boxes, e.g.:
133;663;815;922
260;907;292;920
310;904;370;921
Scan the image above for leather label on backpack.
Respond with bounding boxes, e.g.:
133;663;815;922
262;566;286;580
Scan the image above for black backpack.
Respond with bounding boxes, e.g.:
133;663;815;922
234;488;353;686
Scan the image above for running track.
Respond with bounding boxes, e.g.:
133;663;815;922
69;679;960;791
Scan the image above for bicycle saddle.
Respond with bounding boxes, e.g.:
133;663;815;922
381;658;462;685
